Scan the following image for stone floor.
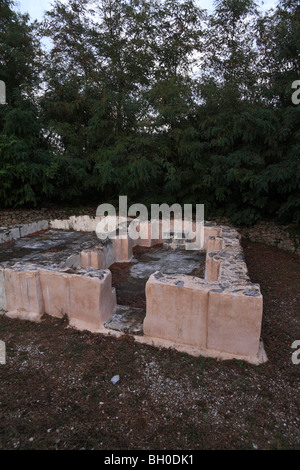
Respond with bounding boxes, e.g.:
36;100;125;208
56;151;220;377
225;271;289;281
130;247;205;279
0;230;99;268
104;305;146;335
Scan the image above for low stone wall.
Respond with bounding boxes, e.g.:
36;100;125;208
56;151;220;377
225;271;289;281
0;220;49;244
1;210;298;254
144;226;265;364
2;264;116;332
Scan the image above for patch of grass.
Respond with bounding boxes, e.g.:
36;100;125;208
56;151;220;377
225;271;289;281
271;431;291;450
65;340;85;361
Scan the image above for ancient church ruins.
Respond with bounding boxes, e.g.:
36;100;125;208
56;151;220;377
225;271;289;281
0;215;267;364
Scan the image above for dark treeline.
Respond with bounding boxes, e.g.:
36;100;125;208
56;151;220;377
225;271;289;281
0;0;299;225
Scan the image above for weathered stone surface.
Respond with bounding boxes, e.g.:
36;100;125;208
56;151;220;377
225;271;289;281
4;267;44;322
67;269;116;332
39;269;70;318
0;230;100;268
130;248;205;280
207;289;263;357
144;274;210;349
115;236;135;262
20;220;49;238
105;305;146;335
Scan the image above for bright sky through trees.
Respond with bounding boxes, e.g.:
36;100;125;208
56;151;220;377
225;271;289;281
17;0;278;21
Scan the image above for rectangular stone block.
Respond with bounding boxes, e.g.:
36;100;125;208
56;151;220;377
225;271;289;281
80;247;107;270
203;226;222;250
104;242;116;268
114;237;135;262
4;268;44;322
205;255;222;282
0;230;13;243
9;227;21;240
69;216;98;232
39;269;70;318
49;219;70;230
207;290;263;357
67;270;116;332
144;275;209;349
39;268;116;331
20;220;49;238
206;236;223;253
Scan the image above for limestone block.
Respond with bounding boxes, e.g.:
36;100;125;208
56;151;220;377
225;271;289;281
134;221;152;247
69;216;99;232
203;226;222;250
80;247;107;269
0;230;13;244
144;274;209;349
207;289;263;357
106;242;116;267
115;237;135;262
20;220;48;238
39;269;70;318
206;236;223;253
9;227;21;240
67;270;116;332
39;268;116;331
4;268;44;322
205;254;222;282
49;219;70;230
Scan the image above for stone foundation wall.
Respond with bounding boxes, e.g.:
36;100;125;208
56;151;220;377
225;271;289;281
0;215;267;364
3;264;117;332
144;225;265;363
0;220;49;244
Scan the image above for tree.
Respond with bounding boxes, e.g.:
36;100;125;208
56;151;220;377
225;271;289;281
0;0;42;103
0;0;298;224
257;0;300;105
0;0;56;207
177;0;300;224
40;0;204;202
254;0;300;223
201;0;259;99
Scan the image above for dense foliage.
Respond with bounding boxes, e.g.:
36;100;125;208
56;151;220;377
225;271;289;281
0;0;299;225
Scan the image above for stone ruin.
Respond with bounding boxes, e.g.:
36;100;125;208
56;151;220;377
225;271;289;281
0;216;267;364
